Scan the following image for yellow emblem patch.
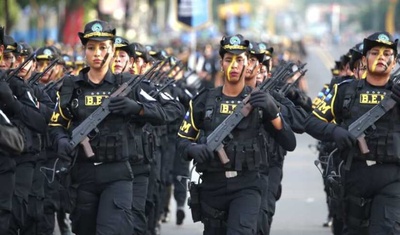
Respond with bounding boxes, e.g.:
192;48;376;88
50;113;60;122
220;104;237;114
179;120;192;133
359;94;384;104
85;95;108;106
316;102;330;114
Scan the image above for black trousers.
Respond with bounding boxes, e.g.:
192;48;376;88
264;165;283;235
8;161;35;235
0;169;15;234
257;171;269;235
69;161;134;235
343;161;400;235
200;171;262;235
132;174;149;235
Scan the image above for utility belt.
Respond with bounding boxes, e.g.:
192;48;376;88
200;170;257;181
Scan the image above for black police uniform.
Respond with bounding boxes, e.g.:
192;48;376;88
1;72;48;234
178;82;296;234
305;31;400;235
0;105;24;234
257;89;309;235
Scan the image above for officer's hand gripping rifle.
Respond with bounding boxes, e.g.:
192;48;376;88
206;62;306;164
343;93;397;170
68;61;161;157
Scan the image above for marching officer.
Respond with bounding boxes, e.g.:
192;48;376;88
177;34;296;234
48;19;183;235
305;31;400;234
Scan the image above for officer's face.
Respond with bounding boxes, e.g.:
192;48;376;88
36;60;56;83
113;50;130;74
18;58;35;80
0;52;16;70
85;40;114;69
245;56;260;80
365;46;396;76
221;52;248;84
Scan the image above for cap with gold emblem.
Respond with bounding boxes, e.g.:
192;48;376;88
219;34;249;58
4;35;18;53
35;46;59;61
248;41;266;63
258;42;274;59
128;42;150;62
363;31;398;56
78;20;116;45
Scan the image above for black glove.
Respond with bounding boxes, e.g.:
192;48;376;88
333;126;357;150
187;144;214;163
57;138;75;158
286;87;300;102
0;81;15;105
108;96;142;116
248;91;280;120
391;83;400;103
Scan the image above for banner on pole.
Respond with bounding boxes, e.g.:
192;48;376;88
176;0;211;30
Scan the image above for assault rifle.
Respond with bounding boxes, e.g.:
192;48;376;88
344;93;397;170
28;58;59;86
68;61;161;157
206;62;306;164
4;53;36;82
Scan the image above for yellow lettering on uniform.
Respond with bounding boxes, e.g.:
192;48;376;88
371;95;378;103
220;104;230;114
360;94;385;104
360;94;369;103
317;102;330;114
86;96;94;106
50;113;60;123
85;95;108;106
220;104;237;114
180;120;192;133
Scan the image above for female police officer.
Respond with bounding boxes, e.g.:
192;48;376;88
177;34;296;234
48;20;183;235
305;31;400;234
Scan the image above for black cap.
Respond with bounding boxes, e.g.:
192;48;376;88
35;46;59;60
340;51;352;67
16;42;33;57
349;42;364;70
219;34;249;57
146;45;168;60
331;61;342;76
62;54;74;68
248;41;266;63
4;35;18;53
114;36;132;54
258;42;274;59
363;31;398;56
78;20;116;45
128;42;150;62
114;36;129;48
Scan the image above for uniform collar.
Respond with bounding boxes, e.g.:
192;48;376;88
77;67;116;85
